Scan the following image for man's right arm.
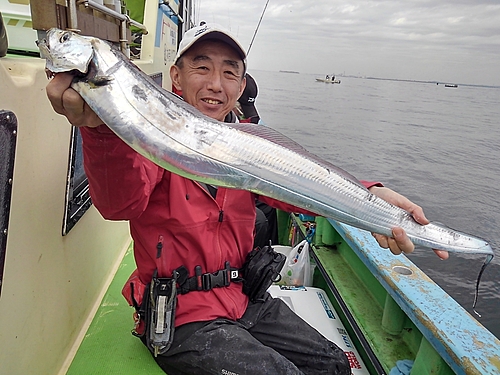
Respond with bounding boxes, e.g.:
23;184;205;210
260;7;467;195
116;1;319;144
46;73;103;128
46;73;162;220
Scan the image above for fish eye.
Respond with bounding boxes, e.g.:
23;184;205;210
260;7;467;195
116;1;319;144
60;32;71;43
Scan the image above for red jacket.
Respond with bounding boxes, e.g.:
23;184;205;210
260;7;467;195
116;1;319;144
80;125;380;327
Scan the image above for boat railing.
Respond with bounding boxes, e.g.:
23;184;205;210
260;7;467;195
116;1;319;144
319;217;500;375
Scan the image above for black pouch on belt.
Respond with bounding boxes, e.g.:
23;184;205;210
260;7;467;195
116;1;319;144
240;245;286;303
147;270;177;357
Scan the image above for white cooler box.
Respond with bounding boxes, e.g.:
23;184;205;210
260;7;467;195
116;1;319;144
268;285;370;375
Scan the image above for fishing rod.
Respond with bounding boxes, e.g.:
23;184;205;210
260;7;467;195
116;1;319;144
247;0;269;55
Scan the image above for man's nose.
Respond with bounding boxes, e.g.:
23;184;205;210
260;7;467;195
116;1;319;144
207;72;223;92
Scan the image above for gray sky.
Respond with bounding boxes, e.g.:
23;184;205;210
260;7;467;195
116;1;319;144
196;0;500;86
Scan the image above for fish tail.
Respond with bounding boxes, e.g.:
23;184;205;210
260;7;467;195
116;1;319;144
472;253;494;317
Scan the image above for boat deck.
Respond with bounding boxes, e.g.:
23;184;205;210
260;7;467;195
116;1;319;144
64;216;500;375
316;218;500;375
65;245;164;375
312;243;416;369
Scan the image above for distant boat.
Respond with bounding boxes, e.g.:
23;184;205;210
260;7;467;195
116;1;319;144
280;70;300;74
444;84;458;88
316;78;341;84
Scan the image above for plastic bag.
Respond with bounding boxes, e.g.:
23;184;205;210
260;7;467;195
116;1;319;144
279;240;312;286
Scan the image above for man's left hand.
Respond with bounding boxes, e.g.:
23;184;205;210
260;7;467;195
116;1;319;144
368;186;449;260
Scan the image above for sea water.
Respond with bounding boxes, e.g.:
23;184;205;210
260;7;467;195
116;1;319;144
251;69;500;339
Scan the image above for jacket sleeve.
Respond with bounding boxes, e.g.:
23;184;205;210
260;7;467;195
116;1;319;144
360;180;383;189
80;125;163;220
256;179;383;216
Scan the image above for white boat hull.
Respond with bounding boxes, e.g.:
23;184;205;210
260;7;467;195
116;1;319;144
316;78;341;84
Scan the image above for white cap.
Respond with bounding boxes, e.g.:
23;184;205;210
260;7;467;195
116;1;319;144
174;22;247;73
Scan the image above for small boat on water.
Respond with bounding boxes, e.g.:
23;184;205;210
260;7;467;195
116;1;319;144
316;77;341;84
444;84;458;88
1;1;499;374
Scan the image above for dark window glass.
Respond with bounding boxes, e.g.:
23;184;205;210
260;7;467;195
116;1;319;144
0;110;17;296
62;127;92;236
61;72;162;235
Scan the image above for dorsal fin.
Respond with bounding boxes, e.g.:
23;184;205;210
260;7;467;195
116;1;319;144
231;123;368;190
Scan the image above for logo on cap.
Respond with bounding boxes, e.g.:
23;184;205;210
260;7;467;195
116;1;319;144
194;25;209;37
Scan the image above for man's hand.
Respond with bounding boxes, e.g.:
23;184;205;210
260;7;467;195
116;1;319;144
46;73;103;128
368;186;449;260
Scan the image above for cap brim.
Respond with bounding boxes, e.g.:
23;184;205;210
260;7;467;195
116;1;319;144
200;31;246;62
175;26;247;73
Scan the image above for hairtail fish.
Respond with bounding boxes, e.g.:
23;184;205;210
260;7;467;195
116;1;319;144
37;29;494;315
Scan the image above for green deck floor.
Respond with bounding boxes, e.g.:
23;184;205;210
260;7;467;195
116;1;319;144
65;231;406;375
67;245;164;375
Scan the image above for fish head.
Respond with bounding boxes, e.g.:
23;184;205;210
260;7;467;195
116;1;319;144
37;28;93;74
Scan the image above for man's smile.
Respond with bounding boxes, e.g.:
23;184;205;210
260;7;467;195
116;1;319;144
202;98;223;105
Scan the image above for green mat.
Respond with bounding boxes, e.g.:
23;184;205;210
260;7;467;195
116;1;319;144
67;245;164;375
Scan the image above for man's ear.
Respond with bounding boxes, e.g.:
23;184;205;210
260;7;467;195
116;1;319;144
170;65;182;91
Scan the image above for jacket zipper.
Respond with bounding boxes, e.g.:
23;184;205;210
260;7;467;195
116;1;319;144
156;235;164;259
192;183;241;314
216;186;241;315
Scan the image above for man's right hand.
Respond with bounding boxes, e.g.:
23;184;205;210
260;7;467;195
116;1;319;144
46;73;103;128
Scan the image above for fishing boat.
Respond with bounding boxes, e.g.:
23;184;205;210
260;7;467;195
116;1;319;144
316;77;341;84
1;1;499;374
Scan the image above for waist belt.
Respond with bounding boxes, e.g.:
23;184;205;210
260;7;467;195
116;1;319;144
175;262;242;295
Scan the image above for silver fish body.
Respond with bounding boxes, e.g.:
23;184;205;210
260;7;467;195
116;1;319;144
38;29;494;260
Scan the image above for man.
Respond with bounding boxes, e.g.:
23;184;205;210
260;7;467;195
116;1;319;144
46;23;446;375
234;72;279;247
236;73;260;124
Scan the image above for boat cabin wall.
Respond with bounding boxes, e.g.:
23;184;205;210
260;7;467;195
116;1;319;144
0;54;131;375
0;0;191;374
135;0;195;87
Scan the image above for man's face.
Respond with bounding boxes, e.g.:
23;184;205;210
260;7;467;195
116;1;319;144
170;39;246;121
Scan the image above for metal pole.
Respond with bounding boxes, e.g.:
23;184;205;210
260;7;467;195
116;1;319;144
67;0;79;31
77;0;148;33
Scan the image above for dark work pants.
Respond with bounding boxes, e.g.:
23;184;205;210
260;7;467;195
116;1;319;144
150;293;350;375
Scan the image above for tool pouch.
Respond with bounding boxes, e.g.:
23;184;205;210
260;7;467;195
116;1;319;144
147;271;177;357
240;245;286;302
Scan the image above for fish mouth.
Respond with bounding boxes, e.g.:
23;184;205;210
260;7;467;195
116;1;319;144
37;37;92;80
37;29;95;77
36;38;50;61
36;39;57;79
44;64;90;81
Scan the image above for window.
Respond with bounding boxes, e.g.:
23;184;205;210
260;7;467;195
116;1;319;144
62;127;92;235
61;72;163;235
0;110;17;296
